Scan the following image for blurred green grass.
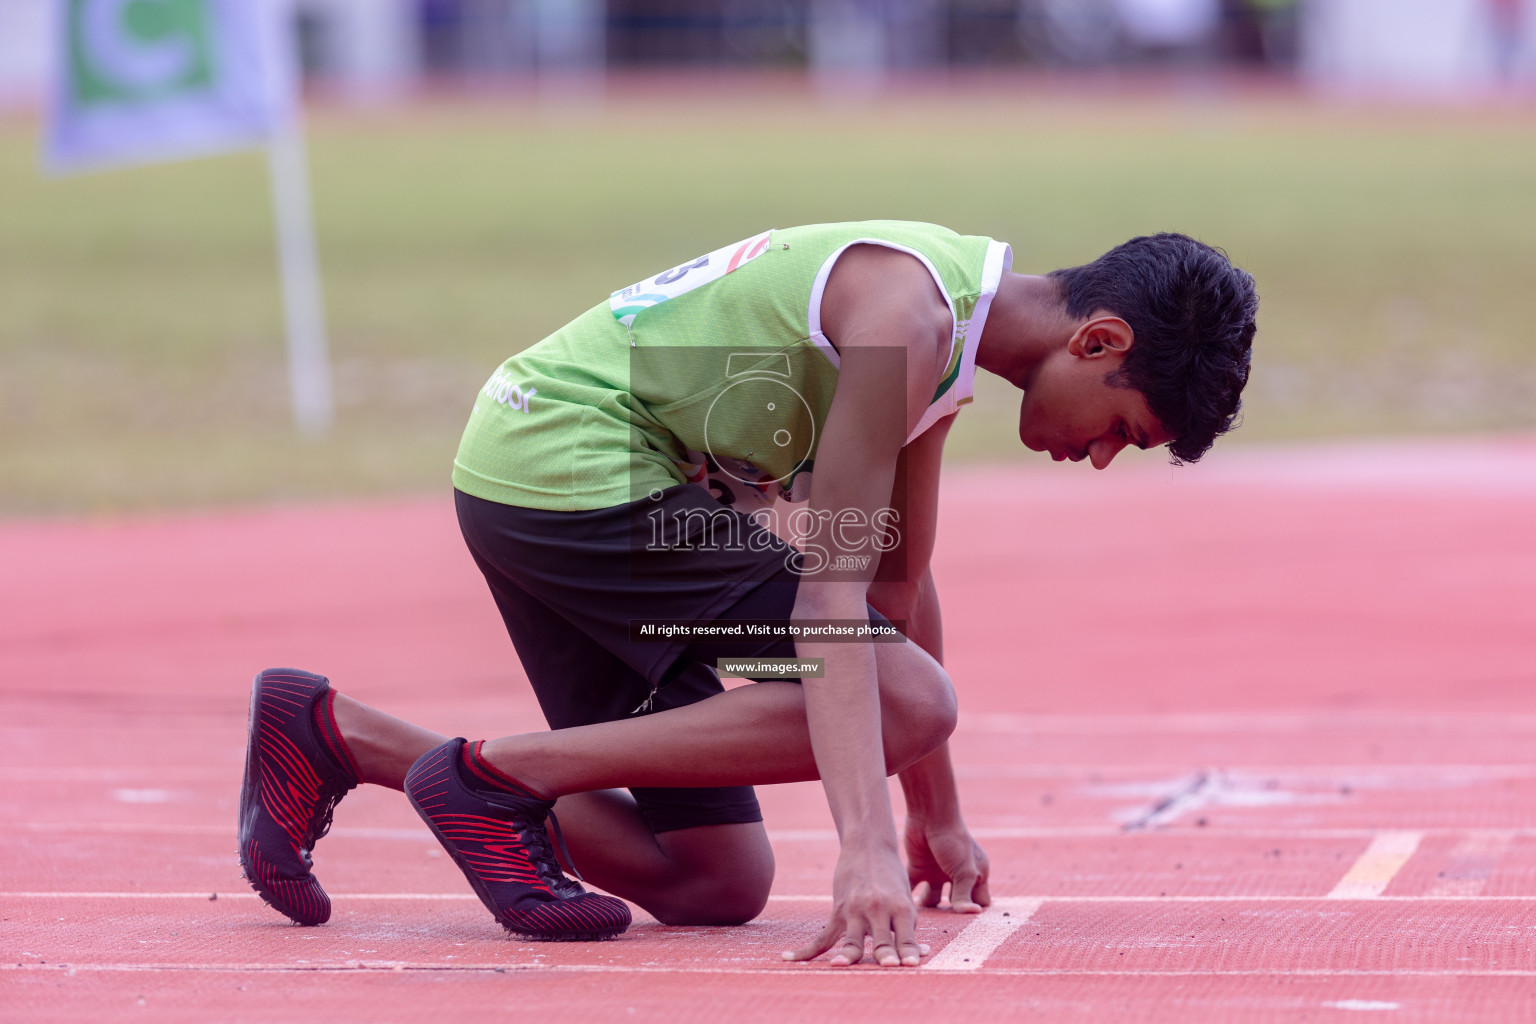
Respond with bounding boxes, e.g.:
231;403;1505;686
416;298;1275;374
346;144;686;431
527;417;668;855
2;91;1533;516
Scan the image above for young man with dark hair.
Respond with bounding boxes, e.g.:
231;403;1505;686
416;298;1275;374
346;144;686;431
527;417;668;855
239;222;1257;966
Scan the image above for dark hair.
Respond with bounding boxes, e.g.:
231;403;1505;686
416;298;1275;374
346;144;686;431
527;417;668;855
1049;233;1257;464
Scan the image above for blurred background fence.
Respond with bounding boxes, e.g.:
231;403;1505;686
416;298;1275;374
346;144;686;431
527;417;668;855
4;1;1535;99
0;1;1533;517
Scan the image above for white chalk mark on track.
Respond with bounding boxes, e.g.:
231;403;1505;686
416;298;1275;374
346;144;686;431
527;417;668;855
1328;831;1423;899
922;898;1041;971
1424;831;1514;898
1122;771;1222;831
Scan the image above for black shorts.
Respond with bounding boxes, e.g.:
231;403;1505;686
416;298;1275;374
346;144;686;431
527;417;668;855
456;485;890;834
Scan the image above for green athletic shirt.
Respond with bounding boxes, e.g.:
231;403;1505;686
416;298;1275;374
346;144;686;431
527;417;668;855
452;220;1013;512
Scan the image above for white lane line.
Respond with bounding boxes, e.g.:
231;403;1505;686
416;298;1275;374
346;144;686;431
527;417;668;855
1328;831;1423;899
5;962;1536;979
956;764;1536;781
957;711;1536;734
0;768;225;782
8;822;427;839
922;898;1041;972
15;822;1536;842
0;891;472;900
7;891;1531;903
12;762;1536;782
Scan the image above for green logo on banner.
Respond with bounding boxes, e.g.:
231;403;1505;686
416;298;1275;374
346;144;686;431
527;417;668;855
68;0;216;106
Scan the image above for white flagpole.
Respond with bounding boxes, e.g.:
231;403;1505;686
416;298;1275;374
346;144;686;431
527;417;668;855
47;0;332;433
267;119;333;436
265;0;332;436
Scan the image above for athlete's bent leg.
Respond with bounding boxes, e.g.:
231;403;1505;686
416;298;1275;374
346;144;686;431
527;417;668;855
325;636;950;925
332;696;446;790
549;789;774;926
329;697;777;925
330;630;953;799
480;635;957;801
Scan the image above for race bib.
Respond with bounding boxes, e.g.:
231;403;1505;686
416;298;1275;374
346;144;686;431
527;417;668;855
610;229;774;330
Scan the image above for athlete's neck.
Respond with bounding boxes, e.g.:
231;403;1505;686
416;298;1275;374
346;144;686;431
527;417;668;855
975;272;1077;390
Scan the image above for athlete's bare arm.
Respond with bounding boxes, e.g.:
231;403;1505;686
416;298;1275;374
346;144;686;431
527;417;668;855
869;418;991;913
784;245;957;967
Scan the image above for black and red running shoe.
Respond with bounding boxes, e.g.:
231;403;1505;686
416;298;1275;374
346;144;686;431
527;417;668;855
404;738;631;941
238;668;357;926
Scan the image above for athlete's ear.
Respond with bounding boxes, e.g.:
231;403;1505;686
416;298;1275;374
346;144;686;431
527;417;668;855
1066;315;1134;359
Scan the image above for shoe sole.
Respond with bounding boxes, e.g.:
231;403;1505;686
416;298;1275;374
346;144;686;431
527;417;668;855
238;669;324;924
405;762;624;942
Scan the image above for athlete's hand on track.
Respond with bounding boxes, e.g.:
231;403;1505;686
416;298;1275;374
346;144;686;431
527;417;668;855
904;816;991;913
783;841;928;967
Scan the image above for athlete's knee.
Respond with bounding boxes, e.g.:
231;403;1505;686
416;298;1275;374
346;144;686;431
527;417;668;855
882;659;957;772
910;667;958;756
641;823;775;927
647;860;773;927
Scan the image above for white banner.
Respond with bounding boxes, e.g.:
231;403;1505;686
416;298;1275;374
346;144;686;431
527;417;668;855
46;0;291;172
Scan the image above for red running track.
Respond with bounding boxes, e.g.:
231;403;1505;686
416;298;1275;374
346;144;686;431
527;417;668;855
3;436;1535;1022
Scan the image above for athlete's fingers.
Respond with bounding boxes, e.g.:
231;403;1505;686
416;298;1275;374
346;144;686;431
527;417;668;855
914;879;943;908
826;911;869;968
893;909;923;967
869;919;899;968
783;915;844;963
948;868;984;914
829;933;868;967
971;872;993;909
963;842;992;909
